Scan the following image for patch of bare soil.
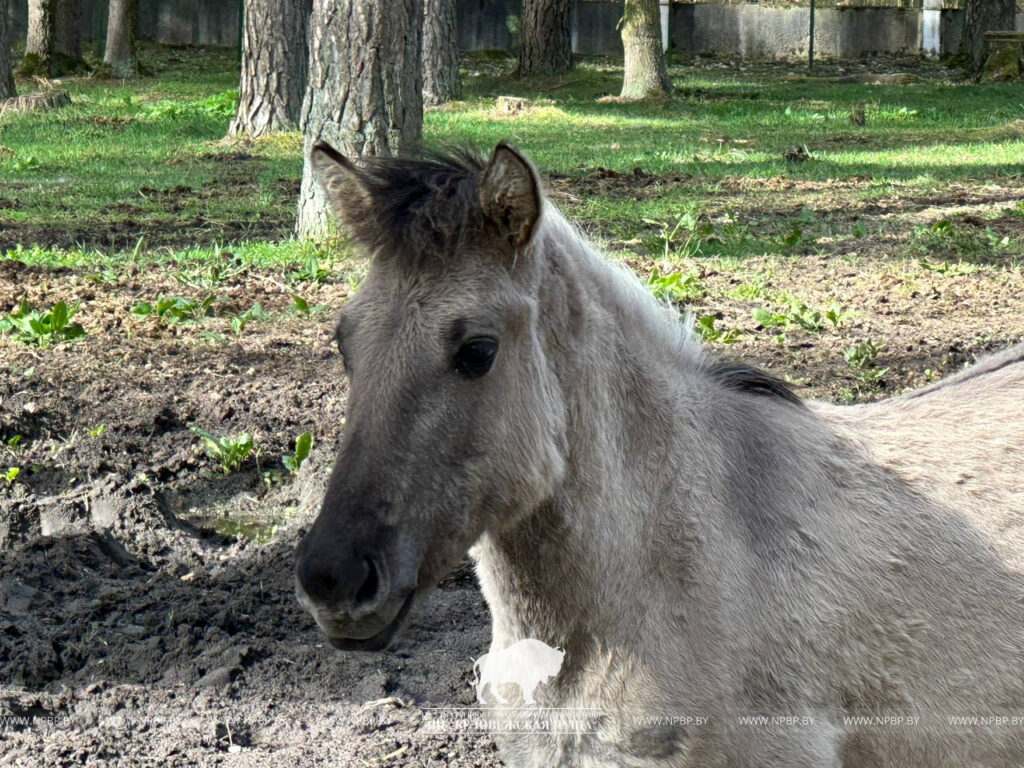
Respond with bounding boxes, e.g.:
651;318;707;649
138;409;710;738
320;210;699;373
676;253;1024;399
547;167;695;203
0;211;295;253
1;213;1022;764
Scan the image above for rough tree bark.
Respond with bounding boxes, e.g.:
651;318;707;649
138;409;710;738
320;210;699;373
103;0;138;79
23;0;86;75
422;0;461;106
24;0;55;74
960;0;1016;70
52;0;83;69
229;0;309;137
516;0;572;77
296;0;423;239
1;0;16;99
619;0;670;100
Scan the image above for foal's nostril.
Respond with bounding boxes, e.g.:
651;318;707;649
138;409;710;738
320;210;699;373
298;560;339;606
354;558;380;607
297;554;384;612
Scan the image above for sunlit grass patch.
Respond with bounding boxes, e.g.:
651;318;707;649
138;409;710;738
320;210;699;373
2;44;1022;269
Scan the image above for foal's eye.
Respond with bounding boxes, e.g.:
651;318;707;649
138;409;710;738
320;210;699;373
453;338;498;379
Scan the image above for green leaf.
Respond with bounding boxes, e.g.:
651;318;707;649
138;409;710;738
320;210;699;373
293;432;312;464
783;225;803;248
753;307;786;328
189;424;224;455
62;323;86;341
284;432;313;473
50;301;69;332
190;425;254;473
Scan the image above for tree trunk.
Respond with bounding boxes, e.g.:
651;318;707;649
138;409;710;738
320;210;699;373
229;0;309;137
619;0;670;100
960;0;1016;70
53;0;83;71
23;0;85;75
516;0;572;77
422;0;461;106
296;0;423;239
104;0;138;79
24;0;54;75
1;0;16;99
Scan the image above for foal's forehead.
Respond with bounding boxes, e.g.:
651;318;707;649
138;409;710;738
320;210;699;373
341;261;509;338
366;254;506;303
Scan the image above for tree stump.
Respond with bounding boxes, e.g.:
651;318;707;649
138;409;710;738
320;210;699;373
981;32;1024;81
0;89;71;118
495;96;530;116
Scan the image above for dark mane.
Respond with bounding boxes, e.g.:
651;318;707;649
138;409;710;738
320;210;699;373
706;360;804;407
344;149;487;258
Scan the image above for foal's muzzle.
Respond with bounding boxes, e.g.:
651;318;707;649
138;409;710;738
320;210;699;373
294;528;419;651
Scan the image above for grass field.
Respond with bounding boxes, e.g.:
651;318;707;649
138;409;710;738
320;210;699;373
1;44;1023;405
2;45;1022;258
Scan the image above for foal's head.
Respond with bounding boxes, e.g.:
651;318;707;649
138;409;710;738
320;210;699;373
295;143;568;650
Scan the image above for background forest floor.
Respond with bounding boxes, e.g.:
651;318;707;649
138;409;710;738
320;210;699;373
1;45;1022;766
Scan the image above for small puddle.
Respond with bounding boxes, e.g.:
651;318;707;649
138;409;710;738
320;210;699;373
158;482;293;545
177;507;287;545
211;516;282;544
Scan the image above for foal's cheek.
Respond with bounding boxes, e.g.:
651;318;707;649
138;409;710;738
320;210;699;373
421;501;479;582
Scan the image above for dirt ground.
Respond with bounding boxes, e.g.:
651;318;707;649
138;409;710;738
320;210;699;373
1;165;1023;765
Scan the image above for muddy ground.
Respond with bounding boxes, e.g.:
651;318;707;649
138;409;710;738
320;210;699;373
2;165;1023;764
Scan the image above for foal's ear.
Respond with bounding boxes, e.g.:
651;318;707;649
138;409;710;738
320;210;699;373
479;142;542;248
309;142;373;225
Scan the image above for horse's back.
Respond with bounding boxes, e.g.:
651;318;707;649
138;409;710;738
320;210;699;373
817;341;1024;565
789;344;1023;767
899;341;1024;401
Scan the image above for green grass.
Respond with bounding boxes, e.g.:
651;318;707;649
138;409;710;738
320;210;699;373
1;45;300;255
432;58;1024;180
1;46;1022;268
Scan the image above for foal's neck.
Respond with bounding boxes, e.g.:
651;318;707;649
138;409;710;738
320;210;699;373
473;213;710;656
